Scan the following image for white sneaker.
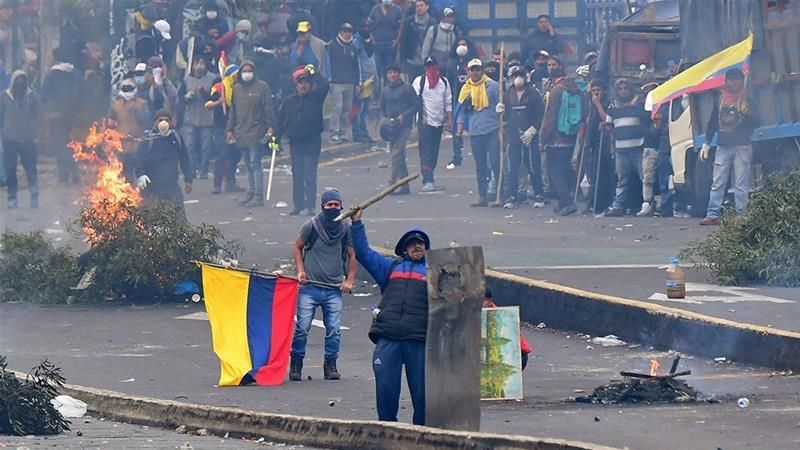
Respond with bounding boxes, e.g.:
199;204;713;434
446;162;456;170
636;202;654;217
421;182;436;192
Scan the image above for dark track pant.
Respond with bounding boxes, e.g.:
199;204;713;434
546;146;576;209
372;338;425;426
290;135;321;212
418;124;443;184
3;140;37;200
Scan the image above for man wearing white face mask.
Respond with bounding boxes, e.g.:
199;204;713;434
195;0;229;38
135;110;193;214
110;74;151;182
421;7;458;72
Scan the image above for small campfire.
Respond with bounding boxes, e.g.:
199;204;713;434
576;357;698;404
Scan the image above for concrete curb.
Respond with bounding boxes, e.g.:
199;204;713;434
363;246;800;370
41;379;617;450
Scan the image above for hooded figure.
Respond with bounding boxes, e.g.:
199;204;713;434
195;0;229;39
1;70;40;208
351;204;430;426
226;60;274;206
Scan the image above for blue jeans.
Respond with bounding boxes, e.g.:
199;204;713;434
352;97;371;141
469;132;500;198
612;149;644;209
658;151;674;214
239;145;265;198
373;45;396;92
290;285;343;360
182;124;213;176
707;144;752;217
373;338;425;425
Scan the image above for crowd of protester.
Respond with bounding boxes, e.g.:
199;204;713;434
0;0;755;225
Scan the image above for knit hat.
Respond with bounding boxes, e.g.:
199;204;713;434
321;188;343;206
235;19;252;34
154;109;172;121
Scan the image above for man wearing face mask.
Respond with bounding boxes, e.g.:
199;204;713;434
527;50;550;93
179;58;216;180
1;70;40;209
446;37;476;169
496;65;545;208
290;188;356;382
350;205;430;426
216;20;252;66
226;60;275;207
421;7;458;73
275;65;330;215
110;74;151;182
194;0;229;39
412;56;452;192
134;110;193;212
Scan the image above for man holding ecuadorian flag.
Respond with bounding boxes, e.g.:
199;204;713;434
644;33;758;226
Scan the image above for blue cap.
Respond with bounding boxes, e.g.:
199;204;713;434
395;227;430;256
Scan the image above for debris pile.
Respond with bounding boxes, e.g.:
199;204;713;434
0;355;70;436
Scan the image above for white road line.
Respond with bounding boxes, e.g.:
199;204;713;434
494;263;689;270
175;311;350;330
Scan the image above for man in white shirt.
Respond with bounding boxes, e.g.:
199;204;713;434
412;56;452;191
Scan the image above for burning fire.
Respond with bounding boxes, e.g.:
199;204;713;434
650;359;661;377
68;120;141;243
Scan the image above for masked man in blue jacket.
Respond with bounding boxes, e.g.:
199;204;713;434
350;206;429;426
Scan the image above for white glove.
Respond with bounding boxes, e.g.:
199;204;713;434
521;125;538;145
136;175;151;189
495;103;505;114
699;143;711;161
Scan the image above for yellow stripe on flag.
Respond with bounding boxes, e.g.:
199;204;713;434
201;265;252;386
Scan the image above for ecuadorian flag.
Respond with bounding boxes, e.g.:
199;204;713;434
201;264;299;386
646;32;753;117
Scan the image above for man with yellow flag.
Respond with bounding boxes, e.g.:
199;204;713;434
455;58;501;207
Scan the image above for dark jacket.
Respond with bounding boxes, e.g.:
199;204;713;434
400;14;436;64
135;129;193;206
226;61;275;147
324;36;360;85
351;221;428;343
380;79;418;127
0;70;40;143
521;29;561;65
504;84;545;144
540;76;586;148
40;62;81;122
705;91;759;147
276;72;330;141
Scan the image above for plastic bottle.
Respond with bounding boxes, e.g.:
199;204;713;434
665;257;686;299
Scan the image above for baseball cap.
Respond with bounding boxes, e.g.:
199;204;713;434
508;65;525;78
424;55;438;66
467;58;482;69
134;62;148;74
535;49;550;59
291;67;309;82
297;21;311;33
154;20;171;40
443;7;455;17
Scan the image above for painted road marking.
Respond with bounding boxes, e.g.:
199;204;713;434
648;282;795;304
495;264;691;270
175;311;350;330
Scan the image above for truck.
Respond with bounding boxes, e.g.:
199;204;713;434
600;0;800;215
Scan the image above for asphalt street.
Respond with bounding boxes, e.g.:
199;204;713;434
0;415;316;449
2;137;800;448
1;302;799;450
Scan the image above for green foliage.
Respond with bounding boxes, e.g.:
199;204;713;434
682;168;800;286
0;355;70;436
79;200;243;302
0;231;81;304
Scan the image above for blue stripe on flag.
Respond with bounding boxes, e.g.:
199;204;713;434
246;275;275;379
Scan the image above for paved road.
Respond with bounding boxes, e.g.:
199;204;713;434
0;415;317;449
3;136;798;332
1;302;799;450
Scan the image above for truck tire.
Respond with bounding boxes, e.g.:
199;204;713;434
693;150;714;217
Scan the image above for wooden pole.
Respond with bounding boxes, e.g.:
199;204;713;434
495;42;506;205
334;173;419;222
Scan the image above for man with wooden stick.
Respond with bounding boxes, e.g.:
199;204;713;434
456;58;501;207
290;188;356;381
350;205;429;426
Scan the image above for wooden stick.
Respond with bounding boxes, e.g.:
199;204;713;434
334;173;419;222
495;42;506;205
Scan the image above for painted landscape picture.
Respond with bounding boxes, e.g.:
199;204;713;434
480;306;523;400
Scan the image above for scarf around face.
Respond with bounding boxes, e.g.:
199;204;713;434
425;65;440;88
458;74;490;111
312;208;346;244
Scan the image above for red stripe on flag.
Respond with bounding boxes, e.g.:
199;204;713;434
252;277;299;385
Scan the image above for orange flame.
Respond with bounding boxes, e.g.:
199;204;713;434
650;359;661;377
68;120;141;244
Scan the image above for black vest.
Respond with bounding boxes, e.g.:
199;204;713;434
368;263;428;343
